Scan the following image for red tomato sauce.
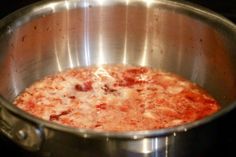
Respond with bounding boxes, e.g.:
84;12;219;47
14;65;220;131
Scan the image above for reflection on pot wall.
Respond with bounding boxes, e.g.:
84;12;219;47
1;2;236;104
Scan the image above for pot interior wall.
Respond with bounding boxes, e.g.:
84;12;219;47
0;1;236;108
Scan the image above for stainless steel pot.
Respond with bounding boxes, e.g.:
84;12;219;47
1;0;236;157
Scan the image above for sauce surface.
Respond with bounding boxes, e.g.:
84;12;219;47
14;65;220;131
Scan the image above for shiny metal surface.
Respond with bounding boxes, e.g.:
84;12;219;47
0;105;43;151
0;0;236;156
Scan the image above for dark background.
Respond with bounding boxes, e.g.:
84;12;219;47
0;0;236;157
1;0;236;23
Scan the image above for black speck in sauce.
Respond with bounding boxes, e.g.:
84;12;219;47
22;35;26;42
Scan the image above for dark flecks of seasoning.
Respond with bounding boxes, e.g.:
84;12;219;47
93;123;101;128
160;49;164;54
150;49;154;54
96;103;107;110
22;35;26;42
75;84;83;91
49;110;71;121
75;81;93;92
102;84;117;93
69;96;76;99
136;89;142;92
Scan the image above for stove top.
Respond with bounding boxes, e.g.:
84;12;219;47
0;1;236;157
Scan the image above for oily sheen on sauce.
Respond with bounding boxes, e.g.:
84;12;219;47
14;65;220;131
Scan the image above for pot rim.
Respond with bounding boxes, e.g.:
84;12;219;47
1;0;236;139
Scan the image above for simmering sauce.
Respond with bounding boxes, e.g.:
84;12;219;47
14;65;220;131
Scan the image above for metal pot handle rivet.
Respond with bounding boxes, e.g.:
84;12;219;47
0;99;44;151
15;129;28;141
